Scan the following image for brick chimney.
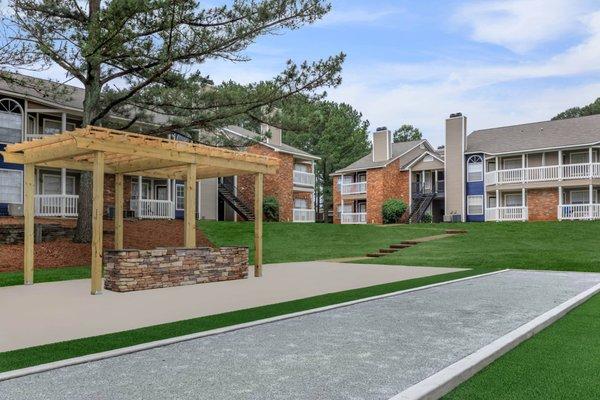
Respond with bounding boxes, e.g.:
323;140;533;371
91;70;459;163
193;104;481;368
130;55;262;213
444;113;467;222
372;127;392;163
261;123;282;146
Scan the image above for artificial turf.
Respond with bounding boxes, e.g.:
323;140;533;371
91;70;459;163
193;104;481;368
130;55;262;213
0;268;489;373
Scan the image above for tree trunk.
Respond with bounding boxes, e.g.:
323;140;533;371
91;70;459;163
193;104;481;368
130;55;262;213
73;0;102;243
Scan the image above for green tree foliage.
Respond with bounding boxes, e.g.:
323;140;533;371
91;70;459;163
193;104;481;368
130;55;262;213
263;196;280;222
393;124;422;142
278;96;371;219
382;199;407;224
552;97;600;120
1;0;344;241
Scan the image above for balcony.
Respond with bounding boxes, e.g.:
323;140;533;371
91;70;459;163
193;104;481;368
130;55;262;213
559;204;600;220
485;206;528;222
35;194;79;217
293;170;315;187
341;181;367;195
341;212;367;224
486;163;600;185
293;208;315;222
130;199;175;219
412;180;444;197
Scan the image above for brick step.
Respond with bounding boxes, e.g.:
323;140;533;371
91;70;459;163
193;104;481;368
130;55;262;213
379;248;398;254
366;253;385;257
390;243;414;249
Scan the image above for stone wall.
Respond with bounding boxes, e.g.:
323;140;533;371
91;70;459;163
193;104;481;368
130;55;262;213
0;223;74;244
104;246;248;292
527;188;559;221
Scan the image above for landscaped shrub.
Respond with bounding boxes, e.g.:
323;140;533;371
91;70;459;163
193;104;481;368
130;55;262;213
420;213;433;223
263;196;280;222
382;199;407;224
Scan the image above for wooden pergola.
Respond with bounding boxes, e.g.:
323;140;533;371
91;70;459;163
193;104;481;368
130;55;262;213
1;126;279;294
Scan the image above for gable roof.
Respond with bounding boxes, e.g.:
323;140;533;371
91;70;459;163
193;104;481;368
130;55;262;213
332;140;432;175
401;150;444;170
222;125;320;161
466;114;600;155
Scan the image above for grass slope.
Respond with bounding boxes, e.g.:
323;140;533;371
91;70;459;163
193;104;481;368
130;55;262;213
444;292;600;399
360;221;600;272
0;268;488;372
199;220;442;264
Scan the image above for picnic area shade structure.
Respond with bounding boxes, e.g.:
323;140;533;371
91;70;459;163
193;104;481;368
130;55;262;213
1;126;279;294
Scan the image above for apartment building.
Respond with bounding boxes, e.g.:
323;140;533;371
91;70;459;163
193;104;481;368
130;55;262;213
444;113;600;222
331;127;445;224
0;73;318;222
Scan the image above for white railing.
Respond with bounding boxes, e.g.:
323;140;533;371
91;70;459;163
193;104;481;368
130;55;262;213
35;194;78;217
487;163;600;185
341;212;367;224
293;170;315;187
485;207;528;221
131;199;174;219
341;181;367;195
293;208;315;222
559;204;600;220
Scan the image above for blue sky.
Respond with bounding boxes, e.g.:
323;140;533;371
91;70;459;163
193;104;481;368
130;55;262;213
201;0;600;146
6;0;600;146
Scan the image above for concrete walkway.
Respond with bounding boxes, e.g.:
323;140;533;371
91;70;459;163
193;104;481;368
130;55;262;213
2;270;599;400
0;262;463;352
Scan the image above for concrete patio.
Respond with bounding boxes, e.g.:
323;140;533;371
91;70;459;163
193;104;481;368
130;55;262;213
0;262;463;352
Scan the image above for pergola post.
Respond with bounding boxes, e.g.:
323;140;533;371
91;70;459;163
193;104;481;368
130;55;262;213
91;151;105;295
184;163;197;247
23;163;35;285
254;173;264;277
114;173;124;250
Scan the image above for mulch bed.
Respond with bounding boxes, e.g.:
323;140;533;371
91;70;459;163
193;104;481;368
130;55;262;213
0;218;213;272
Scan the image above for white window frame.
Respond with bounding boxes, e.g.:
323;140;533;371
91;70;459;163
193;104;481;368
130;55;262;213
131;181;150;200
569;151;589;165
502;157;522;170
42;118;76;135
42;173;76;195
466;195;484;215
294;198;308;209
175;183;185;210
0;98;24;144
488;196;497;208
570;190;588;205
504;193;523;207
0;168;23;204
466;155;483;182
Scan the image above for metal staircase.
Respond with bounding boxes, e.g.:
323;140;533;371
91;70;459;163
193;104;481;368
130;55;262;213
218;182;255;221
404;193;435;224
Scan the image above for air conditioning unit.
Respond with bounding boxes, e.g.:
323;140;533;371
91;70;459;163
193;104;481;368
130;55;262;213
8;203;24;216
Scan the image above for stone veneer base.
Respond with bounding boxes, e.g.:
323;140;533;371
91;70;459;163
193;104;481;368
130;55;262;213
103;247;248;292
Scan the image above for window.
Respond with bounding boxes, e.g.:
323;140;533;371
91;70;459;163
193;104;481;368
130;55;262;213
176;184;185;210
467;195;483;215
0;98;23;144
42;174;76;195
294;198;308;209
504;193;523;207
294;163;308;172
467;155;483;182
0;169;23;204
131;181;150;199
570;190;588;204
423;155;434;162
569;152;588;164
42;119;76;135
503;158;522;170
488;196;497;208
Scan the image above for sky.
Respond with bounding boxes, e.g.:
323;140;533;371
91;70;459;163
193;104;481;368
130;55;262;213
5;0;600;146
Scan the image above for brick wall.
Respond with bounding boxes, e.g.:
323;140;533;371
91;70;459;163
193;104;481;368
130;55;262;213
104;246;248;292
103;174;133;209
527;188;559;221
237;144;295;222
366;160;410;224
332;176;341;224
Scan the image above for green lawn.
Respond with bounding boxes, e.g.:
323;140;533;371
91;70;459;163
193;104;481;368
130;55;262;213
444;292;600;399
0;266;89;288
0;268;488;372
198;220;443;264
359;221;600;272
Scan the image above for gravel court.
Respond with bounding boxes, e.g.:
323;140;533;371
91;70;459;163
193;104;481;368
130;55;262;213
2;269;600;400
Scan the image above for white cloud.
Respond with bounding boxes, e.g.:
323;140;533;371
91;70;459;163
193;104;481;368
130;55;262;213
454;0;591;53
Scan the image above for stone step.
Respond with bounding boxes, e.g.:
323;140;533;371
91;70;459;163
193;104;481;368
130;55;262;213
401;240;420;245
379;248;398;254
390;243;414;249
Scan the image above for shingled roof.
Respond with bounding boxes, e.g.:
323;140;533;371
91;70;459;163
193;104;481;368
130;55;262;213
466;114;600;155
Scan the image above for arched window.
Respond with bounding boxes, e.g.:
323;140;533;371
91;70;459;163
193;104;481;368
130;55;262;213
467;155;483;182
0;98;24;144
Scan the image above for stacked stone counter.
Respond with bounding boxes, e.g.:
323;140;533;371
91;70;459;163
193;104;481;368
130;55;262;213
104;247;248;292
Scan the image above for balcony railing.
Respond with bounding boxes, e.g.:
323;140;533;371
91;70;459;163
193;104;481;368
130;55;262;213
486;163;600;185
559;204;600;220
35;194;78;217
341;181;367;195
293;170;315;187
341;212;367;224
412;180;444;196
485;206;528;222
130;199;175;219
293;208;315;222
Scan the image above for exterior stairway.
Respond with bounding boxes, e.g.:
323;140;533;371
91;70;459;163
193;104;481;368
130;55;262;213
218;182;255;221
405;193;436;224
